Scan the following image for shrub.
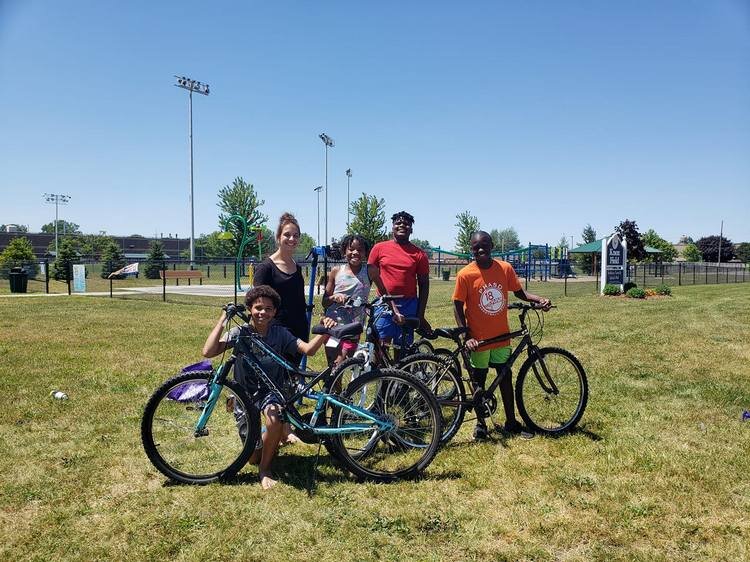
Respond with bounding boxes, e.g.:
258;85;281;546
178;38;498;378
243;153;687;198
0;237;39;279
655;284;672;296
623;281;637;292
626;287;646;299
144;241;166;279
52;238;80;281
603;284;621;296
100;241;126;279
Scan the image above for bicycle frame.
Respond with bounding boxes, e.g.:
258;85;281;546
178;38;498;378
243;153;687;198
434;308;559;409
332;298;422;368
197;325;396;437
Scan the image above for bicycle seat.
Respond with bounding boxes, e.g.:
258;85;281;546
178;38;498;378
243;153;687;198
432;327;469;340
311;321;363;340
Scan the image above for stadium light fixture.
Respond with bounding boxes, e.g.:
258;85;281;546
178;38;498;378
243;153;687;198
43;193;71;257
319;133;334;244
174;75;210;264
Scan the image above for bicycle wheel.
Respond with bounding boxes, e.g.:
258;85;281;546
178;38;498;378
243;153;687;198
414;338;434;354
141;371;260;484
515;347;588;435
329;356;369;397
330;369;441;482
398;353;466;444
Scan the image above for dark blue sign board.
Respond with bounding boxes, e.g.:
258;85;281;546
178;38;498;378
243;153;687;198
606;268;624;285
600;234;627;294
607;236;624;266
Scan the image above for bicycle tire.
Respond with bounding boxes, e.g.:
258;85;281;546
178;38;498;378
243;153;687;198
329;356;369;396
414;338;434;354
515;347;588;435
329;369;442;482
141;371;260;484
398;352;467;445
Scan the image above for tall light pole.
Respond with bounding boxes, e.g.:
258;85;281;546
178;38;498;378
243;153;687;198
717;220;724;265
314;186;323;245
345;168;352;232
43;193;71;256
319;133;334;244
174;75;210;264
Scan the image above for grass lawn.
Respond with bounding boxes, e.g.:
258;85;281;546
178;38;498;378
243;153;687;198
1;283;749;560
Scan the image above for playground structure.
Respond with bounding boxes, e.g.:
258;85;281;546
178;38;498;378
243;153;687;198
428;243;577;281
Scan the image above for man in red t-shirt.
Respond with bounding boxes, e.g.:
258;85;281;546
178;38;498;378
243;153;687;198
368;211;432;345
453;230;551;439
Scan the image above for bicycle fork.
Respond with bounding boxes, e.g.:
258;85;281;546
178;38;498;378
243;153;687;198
194;363;230;436
528;348;559;395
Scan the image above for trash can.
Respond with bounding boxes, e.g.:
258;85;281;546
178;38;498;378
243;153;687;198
9;267;28;293
441;269;450;281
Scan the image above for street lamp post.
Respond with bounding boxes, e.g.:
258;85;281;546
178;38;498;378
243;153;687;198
43;193;71;257
174;75;210;265
319;133;334;244
345;168;352;232
314;186;323;245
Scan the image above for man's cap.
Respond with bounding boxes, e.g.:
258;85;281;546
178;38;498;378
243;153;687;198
391;211;415;224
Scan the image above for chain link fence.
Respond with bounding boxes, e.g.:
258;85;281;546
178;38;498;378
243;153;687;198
2;258;747;304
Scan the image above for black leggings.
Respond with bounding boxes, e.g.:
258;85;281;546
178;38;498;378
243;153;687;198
472;364;515;425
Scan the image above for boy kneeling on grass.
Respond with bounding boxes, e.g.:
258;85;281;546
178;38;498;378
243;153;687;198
202;285;334;490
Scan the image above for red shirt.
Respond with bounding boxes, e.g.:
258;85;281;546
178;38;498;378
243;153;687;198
368;240;429;298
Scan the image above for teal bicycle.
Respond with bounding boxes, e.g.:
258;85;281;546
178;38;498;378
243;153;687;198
141;303;442;484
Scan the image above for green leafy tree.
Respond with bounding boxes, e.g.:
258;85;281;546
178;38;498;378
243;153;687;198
349;193;388;244
52;238;80;280
0;224;28;233
410;238;432;257
678;235;694;244
0;237;38;278
576;224;597;273
217;177;268;258
297;232;315;257
641;229;678;262
196;231;234;260
100;241;127;278
735;242;750;264
455;211;480;254
682;243;702;262
615;219;646;262
695;235;735;263
79;234;114;259
144;240;167;279
489;227;521;252
41;220;81;235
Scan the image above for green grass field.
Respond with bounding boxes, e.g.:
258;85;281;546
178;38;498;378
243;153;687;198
1;283;749;560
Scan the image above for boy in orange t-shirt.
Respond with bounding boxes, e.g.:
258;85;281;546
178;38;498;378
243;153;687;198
453;231;551;439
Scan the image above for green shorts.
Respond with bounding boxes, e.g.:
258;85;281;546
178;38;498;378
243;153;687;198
470;346;511;370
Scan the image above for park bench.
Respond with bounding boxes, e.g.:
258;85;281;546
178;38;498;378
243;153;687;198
160;270;203;286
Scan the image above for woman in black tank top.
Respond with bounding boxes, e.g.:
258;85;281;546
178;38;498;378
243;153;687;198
253;213;309;346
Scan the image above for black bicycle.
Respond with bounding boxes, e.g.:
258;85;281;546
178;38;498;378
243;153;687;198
141;303;442;484
324;296;464;436
416;302;589;443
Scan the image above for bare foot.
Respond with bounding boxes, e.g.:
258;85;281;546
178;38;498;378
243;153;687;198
259;471;277;489
282;432;303;445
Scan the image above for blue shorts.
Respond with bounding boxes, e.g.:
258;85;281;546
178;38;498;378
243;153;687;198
374;297;418;345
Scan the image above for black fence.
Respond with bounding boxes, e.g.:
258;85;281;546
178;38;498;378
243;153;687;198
2;258;747;299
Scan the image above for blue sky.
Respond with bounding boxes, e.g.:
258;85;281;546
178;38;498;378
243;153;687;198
1;1;748;250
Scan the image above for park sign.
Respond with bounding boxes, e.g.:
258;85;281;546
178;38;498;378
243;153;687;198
72;264;86;293
600;233;627;293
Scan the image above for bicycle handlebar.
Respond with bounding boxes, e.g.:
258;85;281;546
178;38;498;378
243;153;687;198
508;302;556;310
